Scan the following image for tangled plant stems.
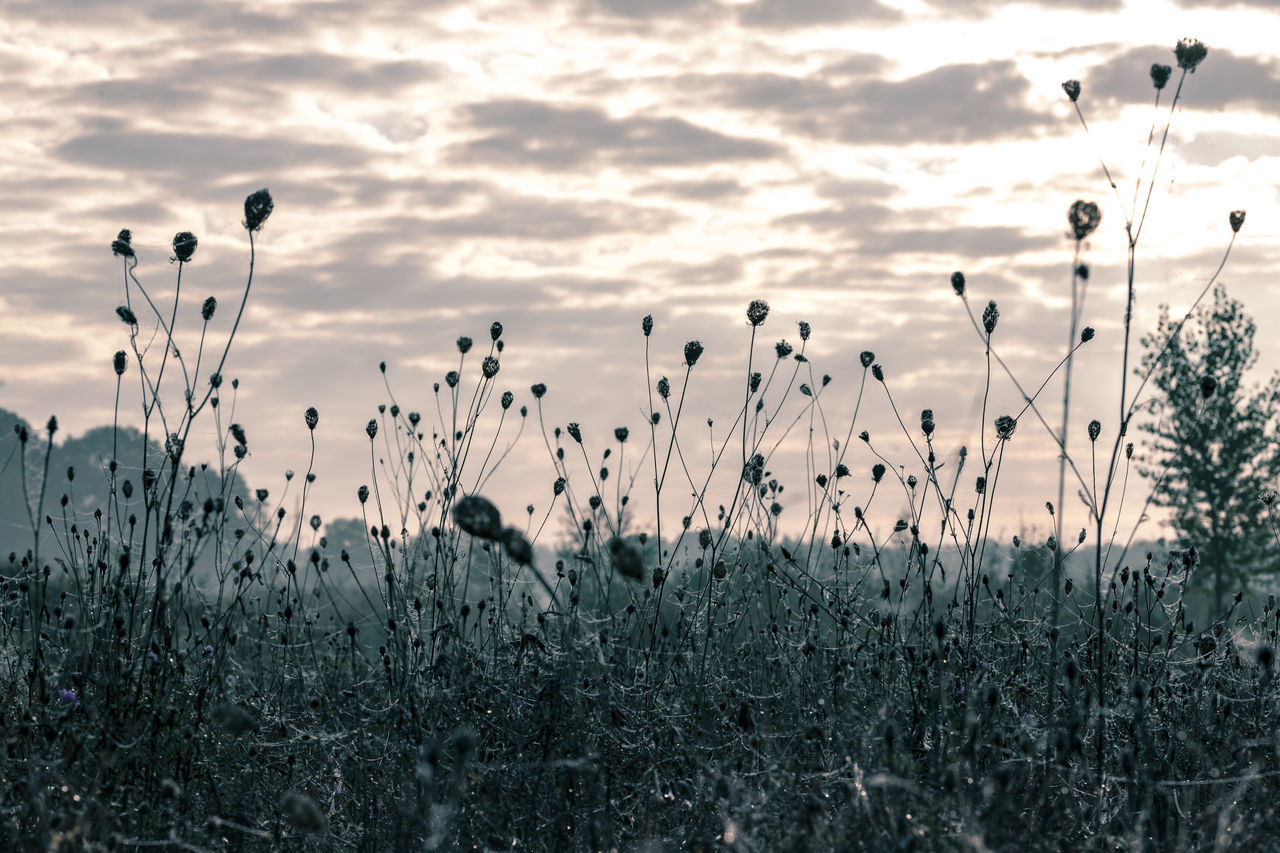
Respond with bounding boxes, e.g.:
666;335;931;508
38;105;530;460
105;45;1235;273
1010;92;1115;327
5;40;1277;851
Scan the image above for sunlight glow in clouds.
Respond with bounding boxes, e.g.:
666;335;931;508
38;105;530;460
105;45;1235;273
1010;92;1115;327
1;0;1278;548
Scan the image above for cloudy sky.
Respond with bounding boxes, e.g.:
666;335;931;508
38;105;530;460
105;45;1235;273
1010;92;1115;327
2;0;1278;552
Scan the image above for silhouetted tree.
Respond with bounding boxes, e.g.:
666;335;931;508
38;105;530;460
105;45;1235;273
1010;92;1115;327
1137;284;1280;610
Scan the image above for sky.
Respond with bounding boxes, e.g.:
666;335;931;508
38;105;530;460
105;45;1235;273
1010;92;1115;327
2;0;1278;554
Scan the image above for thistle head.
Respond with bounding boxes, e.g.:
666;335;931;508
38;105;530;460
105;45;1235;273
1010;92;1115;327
111;228;135;258
172;231;197;263
746;299;769;327
642;314;653;337
457;336;472;354
684;340;704;366
775;340;792;359
1061;80;1081;102
798;320;810;340
490;321;503;341
1087;420;1101;442
453;494;503;540
243;188;274;231
860;351;875;368
1175;37;1207;72
982;300;999;335
365;419;378;440
304;407;319;430
1068;200;1101;241
482;356;500;379
531;382;547;399
994;414;1017;440
1150;64;1172;90
1081;327;1095;343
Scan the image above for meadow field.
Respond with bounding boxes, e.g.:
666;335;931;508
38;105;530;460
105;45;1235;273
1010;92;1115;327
4;39;1280;852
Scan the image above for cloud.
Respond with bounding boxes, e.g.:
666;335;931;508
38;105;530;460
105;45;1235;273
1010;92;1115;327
1084;46;1280;114
52;125;371;183
736;0;903;28
703;60;1051;144
632;178;750;202
449;99;785;171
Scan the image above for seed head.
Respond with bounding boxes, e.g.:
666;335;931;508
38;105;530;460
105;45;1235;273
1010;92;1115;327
116;305;138;326
872;364;884;382
567;422;582;443
113;350;127;376
1229;210;1246;233
501;527;534;565
242;188;273;231
111;228;135;258
1126;442;1133;459
994;414;1017;440
1076;263;1089;281
1175;38;1207;72
1150;64;1172;90
531;382;547;399
609;536;646;580
749;372;761;393
982;300;999;335
457;336;472;354
747;299;769;327
482;356;500;379
1262;490;1277;507
1200;375;1217;399
453;494;503;539
1087;420;1101;442
872;463;885;483
684;340;704;366
304;407;318;430
1068;200;1101;241
775;340;792;359
230;423;247;445
657;376;670;399
1061;80;1081;102
490;321;503;341
445;371;459;388
365;419;378;440
501;391;513;409
1081;327;1095;343
614;426;629;443
950;271;965;296
798;321;810;340
921;409;935;436
172;231;197;263
699;528;713;550
642;314;653;336
553;477;565;496
860;351;874;368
